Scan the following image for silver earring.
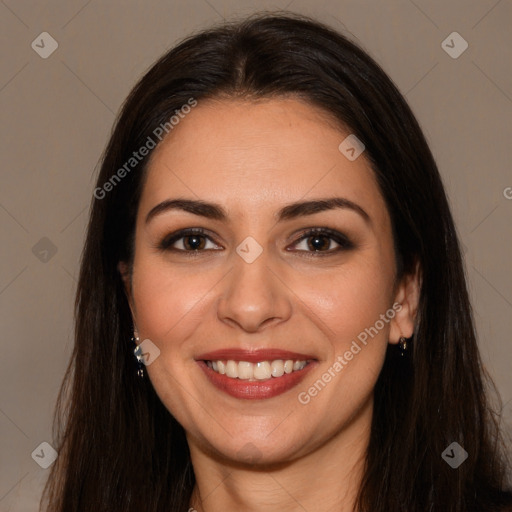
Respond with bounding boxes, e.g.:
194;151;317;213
131;333;145;378
398;336;409;356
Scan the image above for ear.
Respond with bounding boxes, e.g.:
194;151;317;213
389;259;421;344
118;261;136;319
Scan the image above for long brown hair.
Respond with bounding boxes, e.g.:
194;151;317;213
42;12;512;512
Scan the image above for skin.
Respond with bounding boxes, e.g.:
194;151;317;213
120;97;420;512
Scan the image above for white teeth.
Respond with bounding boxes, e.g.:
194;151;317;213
206;359;309;380
238;361;253;380
270;360;284;377
253;361;271;380
225;360;238;378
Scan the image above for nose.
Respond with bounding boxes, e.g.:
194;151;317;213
216;247;293;333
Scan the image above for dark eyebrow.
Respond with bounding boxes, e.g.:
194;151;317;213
145;197;370;225
277;197;370;224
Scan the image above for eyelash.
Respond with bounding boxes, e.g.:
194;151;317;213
157;227;354;257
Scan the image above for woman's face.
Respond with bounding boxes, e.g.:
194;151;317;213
123;97;417;465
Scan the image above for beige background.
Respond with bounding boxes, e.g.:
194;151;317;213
1;0;511;509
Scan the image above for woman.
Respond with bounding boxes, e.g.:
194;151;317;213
42;12;512;512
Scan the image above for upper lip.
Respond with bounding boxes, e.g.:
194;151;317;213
196;348;317;363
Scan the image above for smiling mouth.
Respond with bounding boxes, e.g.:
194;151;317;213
197;358;318;400
204;359;312;381
195;348;318;399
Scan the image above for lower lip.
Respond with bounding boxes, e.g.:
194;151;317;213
197;360;317;400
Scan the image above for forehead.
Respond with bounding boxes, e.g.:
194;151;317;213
140;97;387;224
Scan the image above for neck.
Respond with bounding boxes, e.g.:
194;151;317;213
188;397;372;512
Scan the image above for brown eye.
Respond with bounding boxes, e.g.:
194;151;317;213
305;234;332;251
290;228;354;255
181;234;207;250
158;228;222;252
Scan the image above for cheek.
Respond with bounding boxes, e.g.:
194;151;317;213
131;257;216;347
296;258;395;346
293;261;395;423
